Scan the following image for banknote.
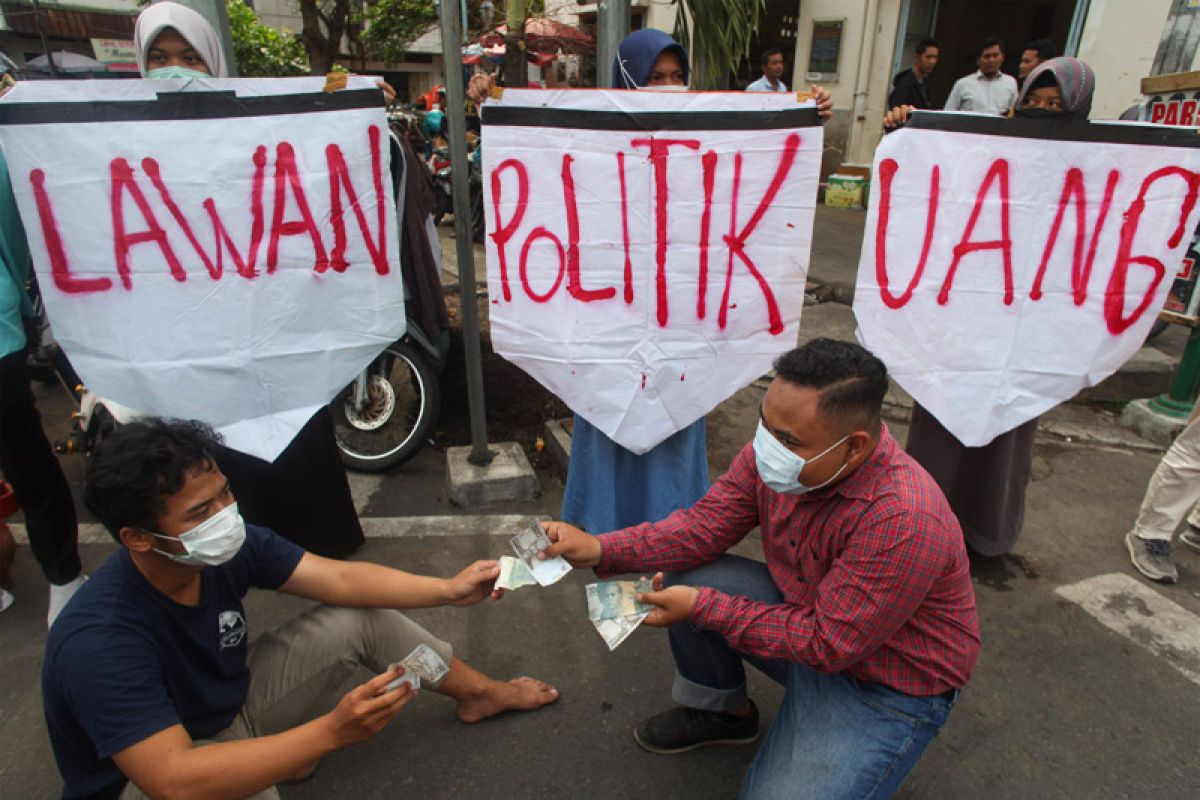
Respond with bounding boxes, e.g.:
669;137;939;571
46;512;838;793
592;610;651;651
586;579;654;621
395;643;449;684
589;576;654;650
384;670;420;693
496;555;538;590
510;521;572;586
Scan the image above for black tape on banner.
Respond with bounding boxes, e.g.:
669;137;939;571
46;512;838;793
906;110;1200;148
482;105;821;132
0;88;383;126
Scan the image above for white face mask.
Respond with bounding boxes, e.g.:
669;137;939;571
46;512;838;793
150;502;246;567
641;84;688;92
753;420;848;495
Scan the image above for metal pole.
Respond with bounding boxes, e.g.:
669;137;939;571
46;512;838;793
438;0;494;466
172;0;239;77
595;0;630;88
29;0;56;78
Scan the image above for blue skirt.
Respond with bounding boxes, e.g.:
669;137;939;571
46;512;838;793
560;414;709;534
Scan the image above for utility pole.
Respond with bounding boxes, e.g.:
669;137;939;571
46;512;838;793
595;0;630;88
504;0;527;87
29;0;56;78
438;0;493;466
172;0;239;77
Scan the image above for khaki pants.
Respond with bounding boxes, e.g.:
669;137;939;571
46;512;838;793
120;606;453;799
1131;404;1200;542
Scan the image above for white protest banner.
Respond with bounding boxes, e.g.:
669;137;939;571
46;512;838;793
0;77;403;460
482;89;822;454
854;113;1200;446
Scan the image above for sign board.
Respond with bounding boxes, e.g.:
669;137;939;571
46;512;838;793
0;77;403;460
90;38;138;72
482;89;822;454
1141;71;1200;325
854;112;1200;446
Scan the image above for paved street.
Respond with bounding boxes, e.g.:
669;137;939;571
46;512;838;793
2;212;1199;798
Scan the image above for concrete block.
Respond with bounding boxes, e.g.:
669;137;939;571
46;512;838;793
1120;398;1188;449
541;419;571;478
445;442;539;507
1075;346;1175;403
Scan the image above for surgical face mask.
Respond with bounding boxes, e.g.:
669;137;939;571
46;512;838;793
146;66;210;80
753;420;849;495
642;84;688;92
150;502;246;567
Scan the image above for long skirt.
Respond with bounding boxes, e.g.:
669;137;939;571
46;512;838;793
215;408;365;558
560;414;709;535
905;403;1037;557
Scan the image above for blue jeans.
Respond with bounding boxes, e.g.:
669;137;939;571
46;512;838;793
664;556;956;800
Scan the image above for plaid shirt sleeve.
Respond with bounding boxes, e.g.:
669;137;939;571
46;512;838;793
597;446;762;575
691;506;957;672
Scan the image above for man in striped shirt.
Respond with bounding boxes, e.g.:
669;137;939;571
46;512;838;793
542;339;980;798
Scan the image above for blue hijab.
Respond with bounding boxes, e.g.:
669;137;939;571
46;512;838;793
611;28;689;89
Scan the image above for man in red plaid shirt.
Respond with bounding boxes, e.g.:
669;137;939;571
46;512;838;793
542;339;980;799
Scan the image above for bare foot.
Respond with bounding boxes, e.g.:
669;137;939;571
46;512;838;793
456;677;559;723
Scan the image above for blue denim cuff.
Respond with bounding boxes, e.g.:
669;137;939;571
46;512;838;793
671;670;749;713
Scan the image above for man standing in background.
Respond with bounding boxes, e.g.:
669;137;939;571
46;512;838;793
944;37;1018;115
1019;39;1058;85
746;49;788;92
889;37;941;109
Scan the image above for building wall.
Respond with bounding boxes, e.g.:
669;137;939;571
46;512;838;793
1075;0;1189;120
252;0;303;36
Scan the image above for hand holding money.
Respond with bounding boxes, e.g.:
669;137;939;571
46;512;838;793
636;572;700;628
539;521;602;568
325;666;416;748
587;576;655;650
444;560;501;607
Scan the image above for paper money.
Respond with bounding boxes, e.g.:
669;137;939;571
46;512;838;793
394;643;449;684
496;555;538;590
588;577;654;650
586;579;653;621
510;521;572;586
384;670;420;693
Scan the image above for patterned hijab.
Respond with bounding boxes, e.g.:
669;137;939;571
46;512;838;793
1015;56;1095;121
134;2;229;78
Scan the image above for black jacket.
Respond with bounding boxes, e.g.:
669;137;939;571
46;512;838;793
889;69;935;110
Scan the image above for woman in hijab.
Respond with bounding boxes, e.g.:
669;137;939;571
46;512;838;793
561;30;832;537
130;2;365;558
889;57;1097;558
559;29;707;538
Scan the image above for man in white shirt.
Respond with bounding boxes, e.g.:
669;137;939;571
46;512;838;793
746;49;788;93
944;37;1018;115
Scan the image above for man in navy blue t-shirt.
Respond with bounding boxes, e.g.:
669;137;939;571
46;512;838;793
43;418;559;800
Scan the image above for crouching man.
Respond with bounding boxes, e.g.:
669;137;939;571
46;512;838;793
541;339;981;799
43;418;557;800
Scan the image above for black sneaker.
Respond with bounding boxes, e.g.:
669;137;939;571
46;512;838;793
633;702;760;754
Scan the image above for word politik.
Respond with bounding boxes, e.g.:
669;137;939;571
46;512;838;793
873;156;1200;334
31;125;390;295
489;133;803;335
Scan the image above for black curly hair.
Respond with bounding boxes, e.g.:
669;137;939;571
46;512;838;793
84;418;224;542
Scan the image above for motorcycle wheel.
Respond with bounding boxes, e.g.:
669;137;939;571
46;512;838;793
330;341;440;472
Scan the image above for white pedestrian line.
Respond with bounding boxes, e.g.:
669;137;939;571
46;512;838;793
6;515;545;547
1055;573;1200;686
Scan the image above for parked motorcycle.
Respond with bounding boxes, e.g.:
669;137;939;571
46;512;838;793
430;144;485;244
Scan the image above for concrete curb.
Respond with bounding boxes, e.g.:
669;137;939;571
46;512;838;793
6;515;554;547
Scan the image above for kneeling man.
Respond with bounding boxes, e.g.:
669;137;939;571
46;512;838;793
44;418;557;800
543;339;980;799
